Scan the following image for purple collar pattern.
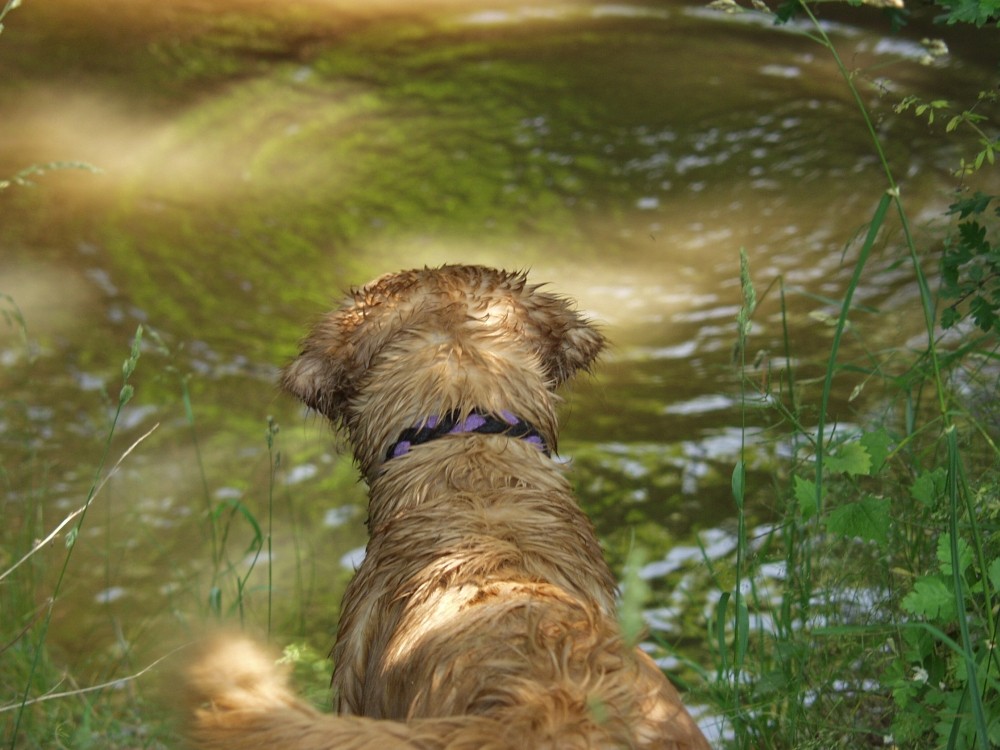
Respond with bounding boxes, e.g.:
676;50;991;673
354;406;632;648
385;410;550;461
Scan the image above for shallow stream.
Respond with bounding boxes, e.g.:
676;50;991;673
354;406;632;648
1;0;998;738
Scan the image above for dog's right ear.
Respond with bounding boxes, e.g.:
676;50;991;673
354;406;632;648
281;292;387;425
280;316;355;424
281;281;410;424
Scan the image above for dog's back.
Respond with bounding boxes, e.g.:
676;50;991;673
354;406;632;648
184;266;711;749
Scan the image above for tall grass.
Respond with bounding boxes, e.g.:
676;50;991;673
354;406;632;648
7;327;141;741
0;324;285;748
1;328;162;748
707;1;1000;748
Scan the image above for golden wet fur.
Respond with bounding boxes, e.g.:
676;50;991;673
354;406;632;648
183;265;711;749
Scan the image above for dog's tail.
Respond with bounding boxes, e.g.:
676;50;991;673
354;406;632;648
182;635;506;750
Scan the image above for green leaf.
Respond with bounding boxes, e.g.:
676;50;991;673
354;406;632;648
824;495;890;544
947;191;992;218
940;306;961;329
958;219;988;249
988;558;1000;590
935;0;1000;27
937;533;973;577
825;440;872;476
794;474;819;520
969;294;999;332
892;707;928;744
714;592;730;673
773;0;802;24
911;468;946;507
860;428;891;473
732;461;746;509
891;678;919;710
989;711;1000;747
902;576;955;620
213;498;263;547
751;670;789;700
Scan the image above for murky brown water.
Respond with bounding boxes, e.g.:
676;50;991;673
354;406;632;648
2;0;998;741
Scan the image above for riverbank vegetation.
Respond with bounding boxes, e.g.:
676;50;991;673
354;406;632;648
702;0;1000;747
2;0;999;748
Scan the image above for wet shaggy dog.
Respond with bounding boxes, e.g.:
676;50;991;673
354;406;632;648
183;265;711;750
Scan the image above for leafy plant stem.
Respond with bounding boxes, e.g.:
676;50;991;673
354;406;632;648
729;248;756;738
945;426;990;747
793;4;995;746
814;191;890;516
266;417;280;640
181;377;221;599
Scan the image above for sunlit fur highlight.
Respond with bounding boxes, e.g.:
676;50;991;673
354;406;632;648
183;265;710;749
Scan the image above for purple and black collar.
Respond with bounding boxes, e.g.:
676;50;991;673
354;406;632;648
385;410;550;461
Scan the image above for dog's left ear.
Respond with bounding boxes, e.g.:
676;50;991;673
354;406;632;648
519;287;605;386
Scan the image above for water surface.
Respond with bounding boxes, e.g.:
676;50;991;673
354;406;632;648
1;0;997;737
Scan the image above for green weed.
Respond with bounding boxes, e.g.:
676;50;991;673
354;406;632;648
1;327;168;749
707;1;1000;748
0;323;286;747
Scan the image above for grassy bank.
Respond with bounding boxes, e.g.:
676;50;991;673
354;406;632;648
697;1;1000;747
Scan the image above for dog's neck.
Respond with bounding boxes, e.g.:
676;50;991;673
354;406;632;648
384;410;550;462
348;340;562;481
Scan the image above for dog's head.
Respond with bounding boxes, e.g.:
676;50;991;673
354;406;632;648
281;265;604;471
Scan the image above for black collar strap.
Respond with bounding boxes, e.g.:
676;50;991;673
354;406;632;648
385;410;550;461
